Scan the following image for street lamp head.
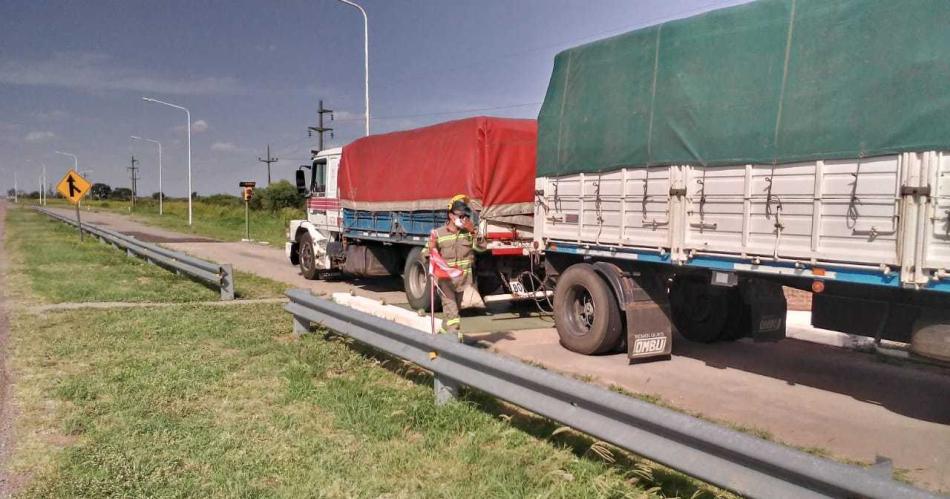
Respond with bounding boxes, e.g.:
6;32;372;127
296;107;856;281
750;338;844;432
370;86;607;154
131;135;141;140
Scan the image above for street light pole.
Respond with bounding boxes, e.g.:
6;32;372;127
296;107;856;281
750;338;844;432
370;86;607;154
336;0;370;136
142;97;192;225
131;135;164;215
54;150;78;170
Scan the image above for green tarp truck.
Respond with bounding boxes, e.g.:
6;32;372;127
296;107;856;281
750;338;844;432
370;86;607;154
533;0;950;363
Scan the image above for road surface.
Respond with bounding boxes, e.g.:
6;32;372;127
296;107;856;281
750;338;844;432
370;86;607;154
38;206;950;492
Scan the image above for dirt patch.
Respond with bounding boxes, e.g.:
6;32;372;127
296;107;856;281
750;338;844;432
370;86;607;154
0;200;26;497
122;231;217;244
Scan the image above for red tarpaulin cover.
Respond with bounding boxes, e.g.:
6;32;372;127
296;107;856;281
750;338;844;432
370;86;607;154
337;117;537;222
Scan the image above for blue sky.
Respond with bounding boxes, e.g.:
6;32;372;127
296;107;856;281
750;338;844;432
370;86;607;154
0;0;751;196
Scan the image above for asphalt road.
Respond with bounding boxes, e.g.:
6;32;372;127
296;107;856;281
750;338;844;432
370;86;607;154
40;206;950;492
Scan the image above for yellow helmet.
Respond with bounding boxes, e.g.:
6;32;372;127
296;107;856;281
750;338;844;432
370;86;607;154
448;194;472;215
448;194;469;210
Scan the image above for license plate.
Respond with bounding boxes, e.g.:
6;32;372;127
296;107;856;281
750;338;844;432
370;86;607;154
508;280;526;295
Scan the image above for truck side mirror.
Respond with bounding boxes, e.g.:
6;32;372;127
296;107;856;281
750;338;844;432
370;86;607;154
295;169;308;195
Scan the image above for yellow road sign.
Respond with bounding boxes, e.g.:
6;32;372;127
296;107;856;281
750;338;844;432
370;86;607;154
56;169;92;204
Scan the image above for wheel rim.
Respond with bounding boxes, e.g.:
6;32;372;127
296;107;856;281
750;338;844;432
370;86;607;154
300;242;313;272
685;284;714;323
408;260;427;298
566;285;595;336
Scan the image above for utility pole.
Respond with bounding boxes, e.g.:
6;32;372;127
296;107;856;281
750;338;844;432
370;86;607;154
308;100;334;152
257;145;279;186
13;171;17;203
128;155;140;209
41;162;47;206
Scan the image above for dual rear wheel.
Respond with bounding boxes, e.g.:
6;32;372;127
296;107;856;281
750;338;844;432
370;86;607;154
553;266;747;355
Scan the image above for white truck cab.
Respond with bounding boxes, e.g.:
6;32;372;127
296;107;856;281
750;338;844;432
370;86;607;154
286;147;343;278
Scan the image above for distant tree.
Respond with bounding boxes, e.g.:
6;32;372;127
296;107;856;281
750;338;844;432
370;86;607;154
90;183;112;200
203;193;241;206
111;187;132;201
5;188;14;198
259;180;302;211
27;191;40;199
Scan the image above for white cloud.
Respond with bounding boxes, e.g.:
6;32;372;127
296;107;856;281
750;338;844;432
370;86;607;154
0;52;246;95
174;119;209;134
33;110;70;122
192;120;209;133
210;141;241;153
24;130;56;142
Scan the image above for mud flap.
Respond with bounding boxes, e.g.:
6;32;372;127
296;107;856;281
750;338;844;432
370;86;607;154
620;273;673;363
738;278;787;341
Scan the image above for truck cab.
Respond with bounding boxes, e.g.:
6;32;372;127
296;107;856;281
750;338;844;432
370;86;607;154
286;147;343;279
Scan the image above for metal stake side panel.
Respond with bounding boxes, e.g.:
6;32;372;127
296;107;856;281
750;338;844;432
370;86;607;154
536;151;950;291
923;152;950;275
683;156;901;266
535;167;674;252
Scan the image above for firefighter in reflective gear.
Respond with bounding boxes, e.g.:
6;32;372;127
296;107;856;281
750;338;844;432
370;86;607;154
422;195;487;339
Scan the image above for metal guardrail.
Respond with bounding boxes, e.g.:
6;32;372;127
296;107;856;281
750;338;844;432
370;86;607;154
285;288;940;499
36;207;234;300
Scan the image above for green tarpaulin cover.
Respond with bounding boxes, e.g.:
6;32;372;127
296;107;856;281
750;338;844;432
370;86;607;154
536;0;950;177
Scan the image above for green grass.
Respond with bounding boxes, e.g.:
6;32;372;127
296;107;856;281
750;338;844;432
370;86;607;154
61;198;302;247
5;207;284;302
4;204;726;498
7;303;726;498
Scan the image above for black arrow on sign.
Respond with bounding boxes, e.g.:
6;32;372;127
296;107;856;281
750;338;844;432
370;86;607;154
67;175;81;197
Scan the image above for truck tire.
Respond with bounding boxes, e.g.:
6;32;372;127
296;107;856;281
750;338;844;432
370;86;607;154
403;246;440;312
553;264;623;355
669;275;728;343
718;287;746;341
298;232;320;280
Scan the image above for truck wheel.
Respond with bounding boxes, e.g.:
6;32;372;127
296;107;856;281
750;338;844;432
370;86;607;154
298;232;320;280
718;287;746;341
403;246;440;312
669;275;728;343
553;264;623;355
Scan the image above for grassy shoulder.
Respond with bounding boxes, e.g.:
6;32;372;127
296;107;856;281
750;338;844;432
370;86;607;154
7;301;722;498
4;205;723;498
5;207;284;302
59;198;301;247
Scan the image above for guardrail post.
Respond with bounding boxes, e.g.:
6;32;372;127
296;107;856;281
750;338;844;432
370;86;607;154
433;375;459;405
292;314;311;337
219;264;235;301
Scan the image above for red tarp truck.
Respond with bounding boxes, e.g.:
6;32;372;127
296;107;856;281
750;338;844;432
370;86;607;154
287;117;544;310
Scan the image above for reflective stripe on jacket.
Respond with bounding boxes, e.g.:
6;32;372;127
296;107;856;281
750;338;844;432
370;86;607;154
422;224;487;276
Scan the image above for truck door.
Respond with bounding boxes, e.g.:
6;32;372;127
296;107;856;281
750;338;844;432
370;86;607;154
325;153;341;229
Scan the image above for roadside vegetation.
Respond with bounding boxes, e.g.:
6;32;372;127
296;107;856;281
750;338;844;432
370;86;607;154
5;208;284;302
3;205;726;498
44;180;304;246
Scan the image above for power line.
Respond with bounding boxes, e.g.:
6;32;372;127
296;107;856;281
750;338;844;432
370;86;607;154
333;101;542;122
